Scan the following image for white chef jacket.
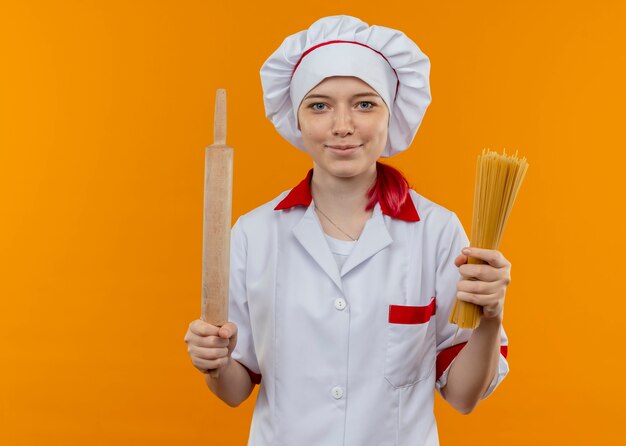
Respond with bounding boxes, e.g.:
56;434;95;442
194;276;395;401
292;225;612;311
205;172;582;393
228;169;509;446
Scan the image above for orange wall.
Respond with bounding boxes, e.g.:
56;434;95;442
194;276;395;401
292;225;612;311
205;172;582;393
1;1;625;444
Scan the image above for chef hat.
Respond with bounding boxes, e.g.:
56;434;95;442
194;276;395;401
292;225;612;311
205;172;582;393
260;15;431;157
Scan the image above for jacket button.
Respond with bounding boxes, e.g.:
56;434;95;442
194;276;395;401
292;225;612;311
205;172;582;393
334;297;347;310
331;386;344;399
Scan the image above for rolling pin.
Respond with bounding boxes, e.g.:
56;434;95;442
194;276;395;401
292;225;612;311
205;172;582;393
201;88;233;378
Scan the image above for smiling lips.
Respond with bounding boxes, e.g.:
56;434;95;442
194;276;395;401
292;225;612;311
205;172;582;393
325;144;363;151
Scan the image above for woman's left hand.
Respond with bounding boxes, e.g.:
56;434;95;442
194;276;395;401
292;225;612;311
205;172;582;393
454;247;511;321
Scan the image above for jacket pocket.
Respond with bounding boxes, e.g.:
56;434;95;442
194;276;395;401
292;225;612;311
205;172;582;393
384;297;436;388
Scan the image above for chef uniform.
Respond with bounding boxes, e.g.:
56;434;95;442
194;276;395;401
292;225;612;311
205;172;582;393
228;15;510;446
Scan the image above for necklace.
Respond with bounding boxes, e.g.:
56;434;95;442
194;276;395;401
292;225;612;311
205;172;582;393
314;205;359;241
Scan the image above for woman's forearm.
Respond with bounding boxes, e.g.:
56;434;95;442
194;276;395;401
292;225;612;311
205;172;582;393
441;315;503;414
205;358;255;407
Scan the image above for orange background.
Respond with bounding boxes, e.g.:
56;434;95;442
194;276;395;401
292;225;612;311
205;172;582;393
1;1;625;444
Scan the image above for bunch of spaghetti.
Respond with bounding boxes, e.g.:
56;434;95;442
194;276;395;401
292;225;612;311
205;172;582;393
449;148;529;329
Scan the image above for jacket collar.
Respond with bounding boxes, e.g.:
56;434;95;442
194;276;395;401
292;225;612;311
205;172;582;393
274;168;420;222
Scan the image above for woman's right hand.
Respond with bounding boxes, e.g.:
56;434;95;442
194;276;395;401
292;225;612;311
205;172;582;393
184;320;238;374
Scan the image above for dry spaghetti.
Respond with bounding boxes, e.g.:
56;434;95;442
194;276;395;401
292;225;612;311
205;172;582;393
448;148;529;329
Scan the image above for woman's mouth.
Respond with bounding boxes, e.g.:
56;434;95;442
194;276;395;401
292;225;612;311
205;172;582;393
325;144;363;155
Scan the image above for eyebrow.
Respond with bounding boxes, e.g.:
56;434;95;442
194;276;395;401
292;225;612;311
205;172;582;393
302;92;380;101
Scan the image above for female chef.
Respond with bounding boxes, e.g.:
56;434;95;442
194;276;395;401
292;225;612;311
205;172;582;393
184;15;511;446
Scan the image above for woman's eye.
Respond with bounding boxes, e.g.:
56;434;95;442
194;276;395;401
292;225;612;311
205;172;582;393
308;102;374;111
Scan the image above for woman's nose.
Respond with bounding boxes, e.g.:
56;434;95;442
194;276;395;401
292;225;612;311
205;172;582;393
332;109;354;136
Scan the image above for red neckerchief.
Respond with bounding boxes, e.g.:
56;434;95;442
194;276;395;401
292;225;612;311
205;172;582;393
274;169;420;222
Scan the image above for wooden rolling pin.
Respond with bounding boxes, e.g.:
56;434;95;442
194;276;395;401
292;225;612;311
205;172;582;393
201;89;233;378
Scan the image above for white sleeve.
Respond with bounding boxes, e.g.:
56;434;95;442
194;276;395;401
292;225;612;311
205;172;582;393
228;218;261;383
433;212;509;400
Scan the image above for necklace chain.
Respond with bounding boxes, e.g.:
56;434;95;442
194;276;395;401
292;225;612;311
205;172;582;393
314;205;358;241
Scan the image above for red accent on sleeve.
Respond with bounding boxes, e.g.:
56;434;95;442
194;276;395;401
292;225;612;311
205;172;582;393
436;342;467;380
388;297;436;324
235;360;262;385
436;343;509;381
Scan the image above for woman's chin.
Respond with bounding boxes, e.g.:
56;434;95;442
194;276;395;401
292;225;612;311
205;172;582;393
316;160;374;179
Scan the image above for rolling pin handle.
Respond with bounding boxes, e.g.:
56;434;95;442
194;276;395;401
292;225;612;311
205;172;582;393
214;89;227;145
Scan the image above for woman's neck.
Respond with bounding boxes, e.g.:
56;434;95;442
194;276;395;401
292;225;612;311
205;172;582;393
310;164;377;218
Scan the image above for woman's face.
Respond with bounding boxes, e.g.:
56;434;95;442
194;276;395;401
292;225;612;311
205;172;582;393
297;76;389;180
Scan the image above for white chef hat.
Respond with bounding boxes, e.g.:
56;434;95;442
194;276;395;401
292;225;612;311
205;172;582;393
260;15;431;157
